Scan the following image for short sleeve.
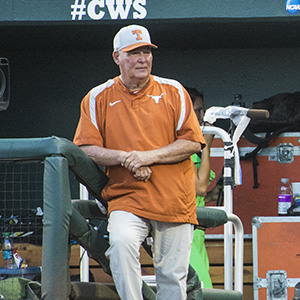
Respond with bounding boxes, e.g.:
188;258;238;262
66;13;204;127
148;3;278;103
73;91;104;147
176;87;206;149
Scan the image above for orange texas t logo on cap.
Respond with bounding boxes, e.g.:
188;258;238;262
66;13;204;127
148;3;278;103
113;24;158;52
132;29;143;41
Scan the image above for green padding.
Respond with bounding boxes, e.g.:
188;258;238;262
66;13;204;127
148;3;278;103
0;277;31;300
42;156;72;300
71;282;120;300
0;136;108;206
71;282;156;300
196;207;228;229
202;288;243;300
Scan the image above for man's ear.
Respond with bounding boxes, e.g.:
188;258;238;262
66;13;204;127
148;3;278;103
112;51;120;65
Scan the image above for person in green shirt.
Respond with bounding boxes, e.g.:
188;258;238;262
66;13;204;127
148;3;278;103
185;87;215;288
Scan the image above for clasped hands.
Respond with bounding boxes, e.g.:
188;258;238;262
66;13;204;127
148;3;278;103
121;150;154;182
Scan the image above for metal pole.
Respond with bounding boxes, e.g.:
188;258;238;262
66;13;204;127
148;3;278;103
228;213;244;294
79;184;90;282
202;126;235;290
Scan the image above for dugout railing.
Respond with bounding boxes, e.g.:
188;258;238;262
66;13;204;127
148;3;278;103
0;136;108;300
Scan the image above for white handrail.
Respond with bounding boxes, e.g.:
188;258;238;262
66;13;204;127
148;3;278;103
228;213;244;293
79;184;90;282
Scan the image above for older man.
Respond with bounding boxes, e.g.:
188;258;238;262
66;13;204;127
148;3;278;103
73;24;205;300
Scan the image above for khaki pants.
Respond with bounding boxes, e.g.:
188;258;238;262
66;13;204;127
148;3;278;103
106;210;193;300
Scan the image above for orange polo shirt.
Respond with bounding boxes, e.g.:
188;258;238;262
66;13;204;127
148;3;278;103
74;75;205;224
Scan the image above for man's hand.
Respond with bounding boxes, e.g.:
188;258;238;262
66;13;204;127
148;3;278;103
134;166;152;182
122;151;155;172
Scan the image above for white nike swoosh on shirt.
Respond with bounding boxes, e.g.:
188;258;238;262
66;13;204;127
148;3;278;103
109;100;122;106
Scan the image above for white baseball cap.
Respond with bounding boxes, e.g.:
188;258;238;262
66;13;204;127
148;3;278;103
113;25;158;52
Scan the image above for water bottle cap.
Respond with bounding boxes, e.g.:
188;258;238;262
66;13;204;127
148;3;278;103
281;178;289;183
3;232;9;237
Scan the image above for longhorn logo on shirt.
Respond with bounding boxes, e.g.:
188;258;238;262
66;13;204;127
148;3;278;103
147;93;166;104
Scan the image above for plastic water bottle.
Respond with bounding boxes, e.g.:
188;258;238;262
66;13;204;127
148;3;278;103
278;178;292;216
1;232;17;269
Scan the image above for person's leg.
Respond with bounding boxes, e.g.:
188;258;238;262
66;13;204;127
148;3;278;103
106;211;150;300
190;229;213;288
151;221;194;300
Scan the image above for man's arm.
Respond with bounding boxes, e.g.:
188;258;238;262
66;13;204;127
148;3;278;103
194;134;214;197
122;139;203;172
80;145;152;181
80;145;128;166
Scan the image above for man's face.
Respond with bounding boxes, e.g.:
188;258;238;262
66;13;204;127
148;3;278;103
193;97;205;125
114;46;153;82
